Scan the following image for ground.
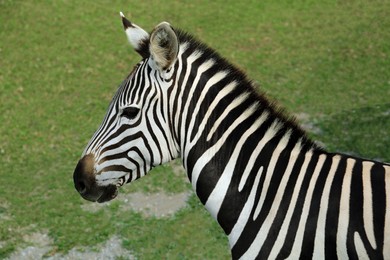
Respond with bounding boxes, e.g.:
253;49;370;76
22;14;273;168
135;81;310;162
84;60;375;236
7;191;190;259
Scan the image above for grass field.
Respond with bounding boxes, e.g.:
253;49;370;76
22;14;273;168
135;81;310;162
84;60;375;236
1;0;389;259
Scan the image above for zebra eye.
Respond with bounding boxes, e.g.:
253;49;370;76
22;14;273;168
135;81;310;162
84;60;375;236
121;106;140;120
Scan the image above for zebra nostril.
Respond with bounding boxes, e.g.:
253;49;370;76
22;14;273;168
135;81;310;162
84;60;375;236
77;181;87;194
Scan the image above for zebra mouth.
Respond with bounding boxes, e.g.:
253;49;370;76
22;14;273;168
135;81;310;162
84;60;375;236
97;185;118;203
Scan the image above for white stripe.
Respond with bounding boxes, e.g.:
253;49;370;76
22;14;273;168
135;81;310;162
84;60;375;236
206;92;249;141
312;155;341;259
124;173;131;183
190;103;258;191
133;64;149;105
362;161;377;249
180;59;218;150
205;111;265;220
336;158;355;259
160;77;180;159
354;232;370;260
175;49;203;149
96;170;128;181
183;70;231;158
96;171;127;186
229;167;264;247
239;132;300;260
169;43;187;120
97;133;147;159
188;81;238;145
253;130;292;220
269;152;325;259
238;115;278;192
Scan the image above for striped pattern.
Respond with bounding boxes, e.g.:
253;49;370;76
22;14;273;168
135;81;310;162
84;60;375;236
81;27;390;259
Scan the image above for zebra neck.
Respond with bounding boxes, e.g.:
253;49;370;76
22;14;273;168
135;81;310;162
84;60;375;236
169;34;320;234
180;91;319;231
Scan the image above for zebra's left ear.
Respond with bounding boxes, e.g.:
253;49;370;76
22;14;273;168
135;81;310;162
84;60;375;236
120;12;150;59
149;22;179;71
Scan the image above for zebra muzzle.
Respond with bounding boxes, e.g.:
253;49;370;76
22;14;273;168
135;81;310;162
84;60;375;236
73;154;118;203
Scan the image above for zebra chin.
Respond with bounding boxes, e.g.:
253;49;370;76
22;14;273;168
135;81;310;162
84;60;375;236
73;154;119;203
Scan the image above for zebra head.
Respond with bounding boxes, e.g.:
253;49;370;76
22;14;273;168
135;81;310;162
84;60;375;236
73;14;180;202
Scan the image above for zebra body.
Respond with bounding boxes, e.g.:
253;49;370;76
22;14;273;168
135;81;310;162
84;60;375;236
73;14;390;259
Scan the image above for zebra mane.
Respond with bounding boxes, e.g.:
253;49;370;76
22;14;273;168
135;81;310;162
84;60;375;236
174;28;322;152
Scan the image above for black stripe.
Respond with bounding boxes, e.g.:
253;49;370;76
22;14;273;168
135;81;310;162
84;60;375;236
371;163;386;257
195;105;259;205
181;58;215;148
100;165;132;175
276;151;320;259
324;156;346;259
299;154;332;258
188;78;231;141
231;123;285;258
256;134;307;258
347;159;364;259
215;111;273;236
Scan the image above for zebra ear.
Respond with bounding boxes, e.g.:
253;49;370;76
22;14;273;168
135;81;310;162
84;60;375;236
120;12;150;59
149;22;179;71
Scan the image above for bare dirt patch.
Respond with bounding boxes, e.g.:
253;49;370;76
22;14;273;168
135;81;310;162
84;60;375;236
81;191;191;218
7;233;135;260
119;192;190;217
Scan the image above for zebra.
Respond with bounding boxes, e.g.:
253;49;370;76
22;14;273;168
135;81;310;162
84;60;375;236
73;13;390;259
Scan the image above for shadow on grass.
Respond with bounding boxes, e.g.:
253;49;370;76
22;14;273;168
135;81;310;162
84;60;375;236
316;103;390;163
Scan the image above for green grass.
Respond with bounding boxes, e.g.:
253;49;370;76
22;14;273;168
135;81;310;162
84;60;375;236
314;103;390;162
1;0;389;258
